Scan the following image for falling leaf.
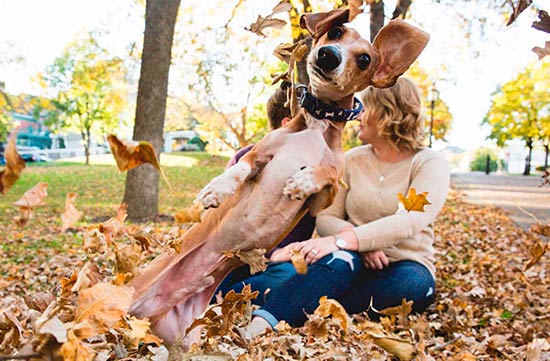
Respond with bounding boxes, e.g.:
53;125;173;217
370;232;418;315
61;192;82;232
397;188;431;212
313;296;350;334
506;0;533;26
222;249;268;274
245;1;291;37
12;182;48;222
107;134;160;172
291;249;307;274
0;133;25;195
71;262;102;293
523;240;547;271
74;282;134;336
99;203;128;245
532;9;550;34
174;201;204;224
532;41;550;59
378;298;413;327
530;222;550;237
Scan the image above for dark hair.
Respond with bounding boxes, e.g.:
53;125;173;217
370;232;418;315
267;82;291;129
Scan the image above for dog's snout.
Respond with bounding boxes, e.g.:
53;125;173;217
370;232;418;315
316;46;341;72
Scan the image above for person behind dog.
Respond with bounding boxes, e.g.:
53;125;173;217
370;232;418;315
216;82;316;301
244;77;450;335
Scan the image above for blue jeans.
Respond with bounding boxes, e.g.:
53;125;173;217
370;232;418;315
254;255;435;328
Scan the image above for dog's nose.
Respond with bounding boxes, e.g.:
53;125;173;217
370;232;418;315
316;46;341;72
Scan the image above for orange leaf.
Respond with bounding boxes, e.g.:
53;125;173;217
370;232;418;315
59;331;95;361
12;182;48;222
313;296;350;334
75;282;134;336
530;222;550;237
98;203;128;246
61;192;82;232
291;249;308;274
107;134;160;172
397;188;431;212
0;133;26;195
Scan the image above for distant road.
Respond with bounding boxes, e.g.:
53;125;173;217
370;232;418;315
451;172;550;230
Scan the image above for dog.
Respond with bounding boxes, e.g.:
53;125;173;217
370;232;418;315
128;8;429;348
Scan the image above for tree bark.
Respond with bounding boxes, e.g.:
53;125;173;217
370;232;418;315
544;141;549;168
123;0;181;222
370;0;385;42
523;138;533;176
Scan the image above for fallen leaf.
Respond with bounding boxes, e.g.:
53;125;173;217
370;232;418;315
74;282;134;336
291;249;307;274
174;202;204;224
397;188;431;212
107;134;160;172
115;243;142;276
61;192;82;232
0;133;25;195
378;298;413;327
313;296;350;334
368;333;417;361
59;331;95;361
36;316;68;343
99;203;128;246
222;249;268;275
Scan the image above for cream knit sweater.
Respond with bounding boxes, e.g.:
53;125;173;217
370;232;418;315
316;144;450;277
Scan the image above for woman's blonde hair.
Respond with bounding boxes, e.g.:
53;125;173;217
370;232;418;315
359;77;425;152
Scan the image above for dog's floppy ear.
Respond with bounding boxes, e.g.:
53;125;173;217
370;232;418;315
371;19;429;88
300;9;350;38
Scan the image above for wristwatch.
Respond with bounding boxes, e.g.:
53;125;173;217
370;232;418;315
335;236;347;250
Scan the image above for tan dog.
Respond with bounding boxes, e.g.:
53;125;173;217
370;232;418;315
128;9;429;348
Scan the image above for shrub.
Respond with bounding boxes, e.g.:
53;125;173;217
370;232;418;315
470;148;499;173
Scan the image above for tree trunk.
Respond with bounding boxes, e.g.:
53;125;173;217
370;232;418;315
523;138;533;176
544;142;549;169
370;0;385;42
123;0;181;222
81;129;91;166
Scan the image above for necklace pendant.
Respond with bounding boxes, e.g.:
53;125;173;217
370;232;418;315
379;175;385;183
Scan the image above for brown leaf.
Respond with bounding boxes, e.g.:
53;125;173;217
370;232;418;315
348;0;366;22
59;331;95;361
368;333;417;361
61;192;82;232
313;296;350;334
174;202;204;224
74;282;134;336
36;316;68;343
290;250;307;274
0;133;25;195
115;243;142;276
523;240;547;271
397;188;431;212
533;9;550;34
107;134;160;172
530;222;550;237
506;0;533;26
12;182;48;222
532;41;550;59
245;1;291;37
222;249;268;275
71;262;102;293
99;203;128;246
378;298;413;327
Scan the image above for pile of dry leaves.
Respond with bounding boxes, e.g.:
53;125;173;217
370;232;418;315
1;184;548;360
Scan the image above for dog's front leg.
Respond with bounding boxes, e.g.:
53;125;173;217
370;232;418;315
283;165;338;201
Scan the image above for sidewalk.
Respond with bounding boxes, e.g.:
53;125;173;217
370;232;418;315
451;172;550;230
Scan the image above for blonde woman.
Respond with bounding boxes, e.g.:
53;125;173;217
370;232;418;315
247;77;450;333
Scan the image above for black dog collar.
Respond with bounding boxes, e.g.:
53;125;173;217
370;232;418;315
299;87;363;122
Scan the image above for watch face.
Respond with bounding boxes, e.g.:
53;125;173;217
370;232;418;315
336;237;347;249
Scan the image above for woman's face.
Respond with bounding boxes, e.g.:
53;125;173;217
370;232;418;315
358;108;379;145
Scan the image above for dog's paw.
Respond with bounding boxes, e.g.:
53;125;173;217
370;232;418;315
196;162;251;208
283;167;320;200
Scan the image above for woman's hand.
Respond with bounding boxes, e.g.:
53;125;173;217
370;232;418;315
295;236;338;264
269;243;300;263
361;250;389;270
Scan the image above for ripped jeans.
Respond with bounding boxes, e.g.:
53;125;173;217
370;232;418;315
217;251;435;328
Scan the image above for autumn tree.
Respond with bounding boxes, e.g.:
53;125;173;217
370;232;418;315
483;59;550;175
0;82;12;142
38;33;128;166
123;0;181;222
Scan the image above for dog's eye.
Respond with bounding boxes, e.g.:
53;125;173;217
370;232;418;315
327;27;344;40
357;54;371;70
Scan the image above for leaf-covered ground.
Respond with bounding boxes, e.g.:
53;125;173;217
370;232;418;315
0;156;549;360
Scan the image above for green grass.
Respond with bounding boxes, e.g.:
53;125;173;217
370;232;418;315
0;151;228;222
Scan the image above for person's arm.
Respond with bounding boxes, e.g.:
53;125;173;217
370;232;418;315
351;153;449;252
